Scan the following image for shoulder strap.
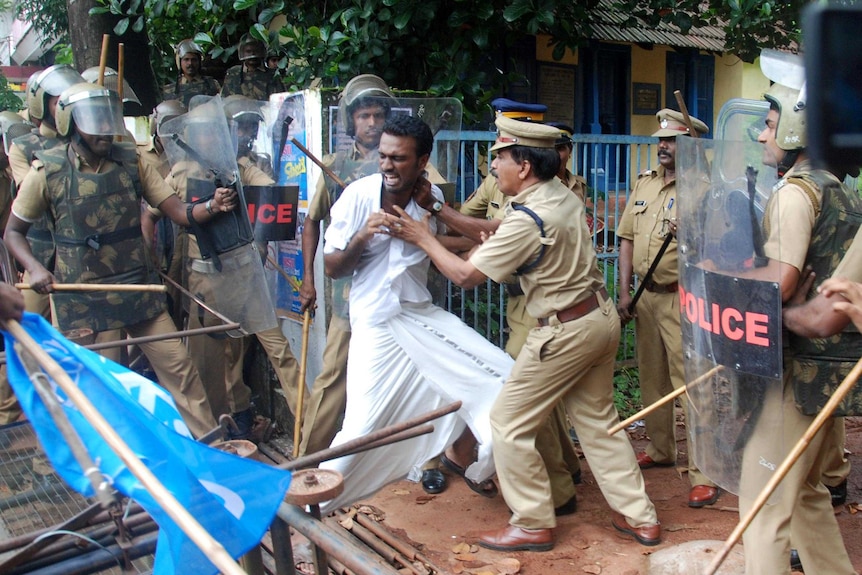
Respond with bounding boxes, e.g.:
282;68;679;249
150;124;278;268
786;176;822;220
512;203;547;276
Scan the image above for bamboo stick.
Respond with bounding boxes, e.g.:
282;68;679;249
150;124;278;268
608;365;723;435
293;309;311;458
15;283;166;293
97;34;110;86
1;318;249;575
291;137;347;189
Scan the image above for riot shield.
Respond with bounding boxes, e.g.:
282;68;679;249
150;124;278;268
676;136;784;500
158;96;278;335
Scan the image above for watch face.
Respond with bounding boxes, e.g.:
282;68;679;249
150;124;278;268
432;201;443;212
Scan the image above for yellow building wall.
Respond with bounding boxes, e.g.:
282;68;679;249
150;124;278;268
631;45;669;136
536;34;577;65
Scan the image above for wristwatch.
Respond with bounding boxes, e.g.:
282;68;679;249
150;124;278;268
430;200;444;213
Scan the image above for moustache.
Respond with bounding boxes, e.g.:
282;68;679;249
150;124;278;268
490;169;498;178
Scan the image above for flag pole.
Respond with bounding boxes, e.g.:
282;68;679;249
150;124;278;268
1;318;249;575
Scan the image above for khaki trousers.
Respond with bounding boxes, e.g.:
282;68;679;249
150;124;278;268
635;290;713;487
506;293;582;499
739;372;854;575
299;316;349;455
492;297;657;529
108;311;217;438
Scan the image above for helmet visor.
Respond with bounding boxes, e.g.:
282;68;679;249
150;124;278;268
68;92;126;136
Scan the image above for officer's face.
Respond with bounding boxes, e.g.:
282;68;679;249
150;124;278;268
758;109;785;168
657;137;676;170
556;144;572;179
490;149;525;196
378;132;428;196
352;105;387;151
78;130;114;158
180;55;201;78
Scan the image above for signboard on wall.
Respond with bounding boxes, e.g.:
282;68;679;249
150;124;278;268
538;65;576;126
633;83;661;115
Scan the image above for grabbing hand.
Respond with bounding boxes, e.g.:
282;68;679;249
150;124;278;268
819;277;862;332
212;186;238;212
0;283;24;321
387;206;433;245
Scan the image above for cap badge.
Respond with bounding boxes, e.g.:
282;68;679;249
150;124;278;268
660;118;669;129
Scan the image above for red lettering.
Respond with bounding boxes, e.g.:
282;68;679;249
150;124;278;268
679;286;687;314
685;292;697;323
746;312;770;346
711;303;721;334
278;204;293;223
721;307;744;341
259;204;275;224
247;203;256;223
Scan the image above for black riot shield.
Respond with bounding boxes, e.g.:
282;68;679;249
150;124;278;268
676;136;785;500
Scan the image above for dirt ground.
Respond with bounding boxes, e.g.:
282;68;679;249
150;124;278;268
345;415;862;575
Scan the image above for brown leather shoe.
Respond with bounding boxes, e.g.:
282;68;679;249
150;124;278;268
636;451;674;469
688;485;721;508
477;524;554;552
611;513;661;546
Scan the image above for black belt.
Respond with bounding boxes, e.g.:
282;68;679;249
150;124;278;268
538;287;608;327
643;280;678;294
505;283;524;297
53;225;140;250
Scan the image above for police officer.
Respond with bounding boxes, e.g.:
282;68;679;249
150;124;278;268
161;95;306;440
397;115;660;550
9;65;84;322
3;82;236;438
297;74;395;456
163;39;221;107
220;34;281;100
616;109;721;509
733;81;859;574
0;112;31;231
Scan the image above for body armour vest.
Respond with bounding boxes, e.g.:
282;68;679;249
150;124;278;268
12;132;57;271
162;76;220;107
37;144;165;332
787;170;862;416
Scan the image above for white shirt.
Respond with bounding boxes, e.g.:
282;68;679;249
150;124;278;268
323;173;445;329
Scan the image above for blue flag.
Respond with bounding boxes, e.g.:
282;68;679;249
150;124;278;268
2;313;292;575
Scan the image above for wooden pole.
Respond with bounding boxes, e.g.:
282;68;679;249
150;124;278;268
97;34;110;86
291;137;347;189
15;283;166;293
673;89;699;138
704;356;862;575
116;43;125;104
608;365;723;435
266;254;302;293
0;318;249;575
292;309;311;458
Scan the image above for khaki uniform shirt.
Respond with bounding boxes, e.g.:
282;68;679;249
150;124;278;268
461;170;586;221
470;178;602;319
616;166;678;285
138;139;171;179
12;146;175;223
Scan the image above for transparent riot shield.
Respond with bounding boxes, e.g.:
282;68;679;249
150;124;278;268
158;95;277;335
676;136;783;500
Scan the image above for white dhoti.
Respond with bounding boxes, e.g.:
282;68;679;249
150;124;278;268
319;303;512;514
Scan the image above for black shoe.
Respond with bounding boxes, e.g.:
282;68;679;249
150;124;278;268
421;469;447;494
572;469;582;485
790;548;804;572
554;494;577;516
229;408;254;441
827;480;847;506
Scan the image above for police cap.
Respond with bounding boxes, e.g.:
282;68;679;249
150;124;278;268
652;108;709;138
491;98;547;121
490;115;561;152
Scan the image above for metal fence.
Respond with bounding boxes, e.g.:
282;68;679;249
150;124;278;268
437;132;662;366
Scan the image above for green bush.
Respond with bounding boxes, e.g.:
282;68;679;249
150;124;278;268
613;366;641;420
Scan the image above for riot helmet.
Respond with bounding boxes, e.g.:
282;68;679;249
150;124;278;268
223;95;264;156
238;34;266;62
54;82;127;138
151;99;187;137
339;74;393;139
27;64;85;123
81;67;143;113
175;38;204;69
763;82;806;152
1;112;32;158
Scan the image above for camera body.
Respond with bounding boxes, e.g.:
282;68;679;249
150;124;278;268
804;4;862;170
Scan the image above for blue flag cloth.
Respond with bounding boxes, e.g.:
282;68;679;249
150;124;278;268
2;312;292;575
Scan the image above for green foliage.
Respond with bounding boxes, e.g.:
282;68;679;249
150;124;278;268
16;0;70;51
0;74;25;112
613;366;642;419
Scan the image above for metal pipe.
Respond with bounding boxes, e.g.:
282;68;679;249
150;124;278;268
12;531;158;575
282;401;461;471
326;517;421;575
276;503;400;575
354;513;441;572
268;516;296;575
